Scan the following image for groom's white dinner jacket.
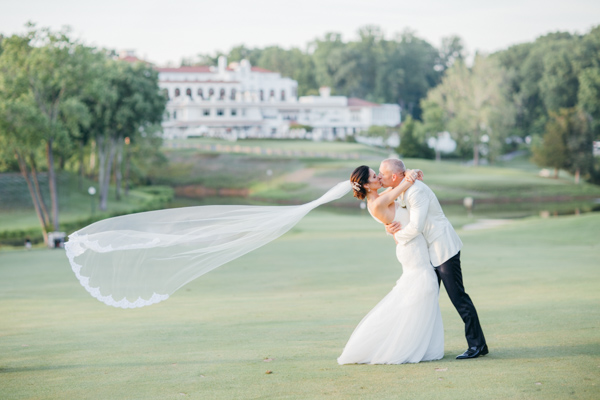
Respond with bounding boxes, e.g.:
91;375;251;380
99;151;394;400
394;180;462;267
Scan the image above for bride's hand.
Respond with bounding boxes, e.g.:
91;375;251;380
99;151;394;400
405;169;419;183
385;221;402;235
415;169;424;181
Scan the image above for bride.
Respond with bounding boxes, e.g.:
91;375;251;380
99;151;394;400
337;166;444;365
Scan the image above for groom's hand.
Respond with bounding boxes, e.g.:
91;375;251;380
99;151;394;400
385;221;402;235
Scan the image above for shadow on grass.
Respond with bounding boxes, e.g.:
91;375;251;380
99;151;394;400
440;342;600;362
4;343;598;374
0;360;205;374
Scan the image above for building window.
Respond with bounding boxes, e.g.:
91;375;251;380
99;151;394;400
260;90;264;101
173;111;177;119
281;90;286;101
230;89;236;100
216;109;224;116
219;89;225;100
208;88;214;98
269;89;275;99
203;109;210;116
197;88;204;99
174;88;181;97
231;109;237;116
162;89;169;100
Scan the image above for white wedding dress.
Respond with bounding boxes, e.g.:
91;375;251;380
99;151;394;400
337;202;444;364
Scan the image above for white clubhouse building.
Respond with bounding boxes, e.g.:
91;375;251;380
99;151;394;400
157;56;400;141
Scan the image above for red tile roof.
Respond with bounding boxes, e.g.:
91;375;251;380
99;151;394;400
155;66;275;74
156;66;213;73
347;98;380;107
251;67;274;73
158;80;240;84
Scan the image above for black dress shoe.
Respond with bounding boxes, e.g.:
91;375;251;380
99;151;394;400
456;344;489;359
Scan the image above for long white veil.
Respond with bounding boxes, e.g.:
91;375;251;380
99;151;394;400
65;181;351;309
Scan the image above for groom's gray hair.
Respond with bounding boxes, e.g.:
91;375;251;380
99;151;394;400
382;158;406;174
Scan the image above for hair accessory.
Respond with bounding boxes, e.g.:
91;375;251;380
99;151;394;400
351;181;362;191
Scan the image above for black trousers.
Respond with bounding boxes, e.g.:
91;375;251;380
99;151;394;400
435;251;486;348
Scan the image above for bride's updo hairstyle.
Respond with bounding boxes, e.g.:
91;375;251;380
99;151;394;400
350;165;370;200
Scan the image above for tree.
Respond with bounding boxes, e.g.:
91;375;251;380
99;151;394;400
1;26;92;231
418;100;446;160
389;30;441;119
539;44;580;112
88;59;166;210
227;45;261;65
578;67;600;139
575;26;600;139
310;32;346;92
397;115;434;159
561;109;594;183
437;35;467;71
531;119;568;178
0;95;51;243
531;108;594;182
254;46;316;96
422;55;515;165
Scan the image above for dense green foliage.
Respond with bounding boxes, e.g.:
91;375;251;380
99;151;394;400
493;27;600;181
420;56;516;165
0;25;167;240
397;115;434;159
531;108;594;182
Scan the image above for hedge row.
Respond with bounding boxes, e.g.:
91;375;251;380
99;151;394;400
0;186;174;246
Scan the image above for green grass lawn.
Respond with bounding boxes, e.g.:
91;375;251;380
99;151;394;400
0;186;158;232
0;173;173;244
247;157;600;217
1;212;598;399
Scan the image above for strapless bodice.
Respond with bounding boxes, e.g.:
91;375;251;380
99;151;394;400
368;201;410;227
368;201;432;271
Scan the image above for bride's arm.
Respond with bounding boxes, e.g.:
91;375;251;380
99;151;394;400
373;169;418;209
382;169;424;235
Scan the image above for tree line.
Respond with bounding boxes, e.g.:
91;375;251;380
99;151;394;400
195;25;600;181
0;25;166;243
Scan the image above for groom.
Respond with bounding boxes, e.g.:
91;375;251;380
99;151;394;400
379;158;488;359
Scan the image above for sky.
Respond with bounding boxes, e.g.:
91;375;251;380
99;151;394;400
1;0;599;66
